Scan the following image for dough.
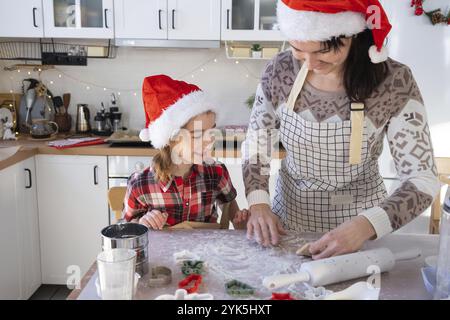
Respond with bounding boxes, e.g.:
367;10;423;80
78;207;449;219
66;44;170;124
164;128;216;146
296;243;312;257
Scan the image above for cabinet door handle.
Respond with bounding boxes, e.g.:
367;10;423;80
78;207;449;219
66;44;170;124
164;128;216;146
94;165;99;185
25;169;32;189
32;7;38;28
227;9;230;29
172;9;175;29
158;9;162;30
104;8;109;28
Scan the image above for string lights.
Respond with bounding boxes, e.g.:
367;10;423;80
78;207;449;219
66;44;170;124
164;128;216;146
2;50;265;98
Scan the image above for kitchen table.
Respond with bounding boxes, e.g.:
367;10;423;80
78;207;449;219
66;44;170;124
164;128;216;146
67;230;439;300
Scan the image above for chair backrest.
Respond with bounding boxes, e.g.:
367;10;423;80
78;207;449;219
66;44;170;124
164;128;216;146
107;186;127;223
107;186;231;229
430;157;450;234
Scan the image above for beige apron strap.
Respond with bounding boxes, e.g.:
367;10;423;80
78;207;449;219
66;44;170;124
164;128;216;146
349;102;365;165
286;62;309;111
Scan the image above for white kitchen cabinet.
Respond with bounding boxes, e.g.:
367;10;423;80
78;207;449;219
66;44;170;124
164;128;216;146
0;157;41;300
221;0;283;41
0;0;44;37
114;0;166;40
17;157;42;299
0;164;22;299
114;0;220;42
43;0;114;38
167;0;220;41
36;155;109;284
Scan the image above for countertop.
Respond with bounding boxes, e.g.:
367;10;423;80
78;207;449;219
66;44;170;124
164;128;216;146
67;230;439;300
0;134;287;171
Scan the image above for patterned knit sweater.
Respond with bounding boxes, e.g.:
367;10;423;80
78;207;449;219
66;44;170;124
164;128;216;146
242;50;440;239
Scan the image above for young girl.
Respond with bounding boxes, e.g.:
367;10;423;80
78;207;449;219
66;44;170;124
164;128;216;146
123;75;249;229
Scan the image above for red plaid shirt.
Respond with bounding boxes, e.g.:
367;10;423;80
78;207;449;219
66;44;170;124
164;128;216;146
123;162;237;225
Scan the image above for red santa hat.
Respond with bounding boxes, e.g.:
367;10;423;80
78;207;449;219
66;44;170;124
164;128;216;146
277;0;392;63
139;75;218;148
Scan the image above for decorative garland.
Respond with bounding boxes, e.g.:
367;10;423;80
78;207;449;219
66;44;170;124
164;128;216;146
411;0;450;25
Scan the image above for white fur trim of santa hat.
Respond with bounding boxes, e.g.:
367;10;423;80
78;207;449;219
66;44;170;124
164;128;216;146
140;90;219;149
369;45;389;64
277;0;367;41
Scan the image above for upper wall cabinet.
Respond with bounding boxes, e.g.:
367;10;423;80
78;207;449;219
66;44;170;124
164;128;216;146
114;0;166;40
114;0;220;42
0;0;44;38
221;0;284;41
43;0;114;38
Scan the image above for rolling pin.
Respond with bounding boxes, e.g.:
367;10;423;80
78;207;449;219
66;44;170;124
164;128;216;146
263;247;421;290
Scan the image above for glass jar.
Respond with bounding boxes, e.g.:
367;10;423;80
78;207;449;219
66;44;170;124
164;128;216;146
434;185;450;300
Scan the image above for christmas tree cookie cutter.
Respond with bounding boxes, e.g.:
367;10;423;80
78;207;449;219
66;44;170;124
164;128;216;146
181;260;205;276
225;280;255;297
148;266;172;287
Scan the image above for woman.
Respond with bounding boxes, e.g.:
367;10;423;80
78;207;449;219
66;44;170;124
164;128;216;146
125;75;249;229
242;0;440;259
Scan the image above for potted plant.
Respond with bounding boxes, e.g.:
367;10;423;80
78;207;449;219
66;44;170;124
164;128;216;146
251;44;262;58
245;94;256;109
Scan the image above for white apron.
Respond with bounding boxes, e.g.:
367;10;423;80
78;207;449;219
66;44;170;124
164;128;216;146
272;63;387;232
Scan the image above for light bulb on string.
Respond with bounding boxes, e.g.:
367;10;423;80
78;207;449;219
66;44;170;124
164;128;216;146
58;74;62;78
50;81;54;84
214;59;218;63
118;92;121;96
28;71;31;75
235;61;239;64
17;69;20;73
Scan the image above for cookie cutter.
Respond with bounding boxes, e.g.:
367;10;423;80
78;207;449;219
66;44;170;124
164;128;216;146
148;266;172;287
173;250;201;265
155;289;213;300
181;260;205;276
270;292;295;300
178;274;203;294
225;280;255;297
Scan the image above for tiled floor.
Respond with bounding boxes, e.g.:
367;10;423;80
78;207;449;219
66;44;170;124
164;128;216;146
29;285;72;300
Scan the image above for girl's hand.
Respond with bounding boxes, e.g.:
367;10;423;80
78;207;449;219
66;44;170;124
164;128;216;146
309;215;377;260
139;210;168;230
247;204;286;247
232;209;250;225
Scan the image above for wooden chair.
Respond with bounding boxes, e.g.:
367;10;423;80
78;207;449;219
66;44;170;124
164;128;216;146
108;186;128;223
429;157;450;234
107;186;231;229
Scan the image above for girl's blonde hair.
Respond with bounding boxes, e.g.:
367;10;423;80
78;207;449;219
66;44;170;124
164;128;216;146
152;145;173;183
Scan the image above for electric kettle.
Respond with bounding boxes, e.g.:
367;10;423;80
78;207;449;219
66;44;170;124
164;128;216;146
76;104;91;133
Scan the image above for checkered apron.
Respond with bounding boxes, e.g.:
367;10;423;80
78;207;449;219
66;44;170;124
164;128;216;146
272;64;387;232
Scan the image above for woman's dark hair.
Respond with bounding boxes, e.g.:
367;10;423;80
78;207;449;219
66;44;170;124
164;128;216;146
322;28;389;102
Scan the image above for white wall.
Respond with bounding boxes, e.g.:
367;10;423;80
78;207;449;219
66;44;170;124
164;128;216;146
0;46;265;129
381;0;450;157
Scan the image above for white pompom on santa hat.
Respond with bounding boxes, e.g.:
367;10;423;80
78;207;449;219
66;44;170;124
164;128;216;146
139;75;219;149
277;0;392;63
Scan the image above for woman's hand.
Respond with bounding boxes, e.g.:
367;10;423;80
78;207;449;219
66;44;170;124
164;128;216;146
232;209;250;229
139;210;168;230
247;204;286;247
309;215;377;260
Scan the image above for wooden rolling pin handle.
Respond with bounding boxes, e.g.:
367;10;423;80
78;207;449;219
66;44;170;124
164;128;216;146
262;271;310;290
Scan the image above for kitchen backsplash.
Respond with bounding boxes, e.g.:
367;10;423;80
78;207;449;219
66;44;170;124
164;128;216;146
0;46;267;130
